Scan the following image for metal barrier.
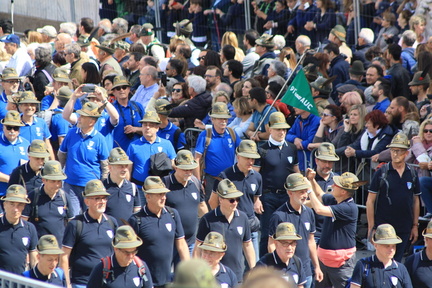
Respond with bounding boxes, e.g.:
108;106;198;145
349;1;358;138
0;269;60;288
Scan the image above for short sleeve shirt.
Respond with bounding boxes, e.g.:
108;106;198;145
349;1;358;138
20;115;52;142
256;252;307;285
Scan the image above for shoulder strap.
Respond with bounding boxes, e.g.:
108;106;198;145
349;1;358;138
201;128;213;175
190;175;203;192
173;128;182;151
41;69;54;84
134;213;142;230
165;206;175;220
131;182;137;197
292;255;301;275
133;256;149;282
130;100;143;118
31;187;42;221
104;214;116;230
408;164;417;191
58;189;70;217
377;163;390;213
75;214;84;244
412;251;421;273
227;127;237;144
101;256;114;283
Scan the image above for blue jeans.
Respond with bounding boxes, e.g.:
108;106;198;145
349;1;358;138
72;284;86;288
420;177;432;213
304;275;313;288
251;231;259;262
63;182;85;217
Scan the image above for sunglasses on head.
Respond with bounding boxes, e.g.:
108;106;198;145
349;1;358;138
114;85;129;91
5;126;20;131
228;198;240;203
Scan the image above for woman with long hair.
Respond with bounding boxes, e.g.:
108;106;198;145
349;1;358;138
81;62;101;85
309;104;344;150
228;97;253;138
221;31;245;62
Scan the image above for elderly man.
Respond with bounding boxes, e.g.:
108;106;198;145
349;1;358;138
65;43;86;88
0;34;32;76
131;65;159;109
54;33;73;53
96;41;123;76
0;68;20;119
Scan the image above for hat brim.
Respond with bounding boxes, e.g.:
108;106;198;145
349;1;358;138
373;236;402;245
19;100;40;104
284;183;310;191
28;151;51;158
83;191;111;197
237;151;260;159
208;114;231;119
176;163;199;170
273;234;302;241
2;76;20;81
199;243;227;252
1;195;31;204
255;39;274;48
111;82;131;89
270;123;290;129
96;45;115;54
0;119;24;126
76;110;101;118
315;154;340;162
138;119;161;124
53;77;72;83
42;174;67;181
217;191;244;198
113;238;143;249
144;187;171;194
386;143;409;149
109;159;133;165
38;248;64;255
332;176;363;192
422;229;432;238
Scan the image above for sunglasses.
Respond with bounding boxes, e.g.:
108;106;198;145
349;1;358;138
5;126;20;131
114;85;129;91
172;89;182;93
197;56;205;61
228;198;240;203
320;112;333;117
424;129;432;134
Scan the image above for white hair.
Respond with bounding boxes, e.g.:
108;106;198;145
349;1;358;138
59;22;77;38
273;35;286;50
187;75;207;94
359;28;374;44
296;35;311;47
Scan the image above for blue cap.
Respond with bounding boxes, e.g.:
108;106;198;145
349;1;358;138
0;34;20;45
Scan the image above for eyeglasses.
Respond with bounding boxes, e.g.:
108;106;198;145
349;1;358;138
5;126;20;131
114;85;129;91
278;240;297;247
118;249;138;256
390;149;406;155
197;56;205;61
172;89;182;93
228;198;240;203
320;112;333;117
424;129;432;134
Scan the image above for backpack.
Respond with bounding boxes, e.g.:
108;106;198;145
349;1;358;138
344;258;375;288
31;187;69;222
134;206;175;229
173;128;188;152
101;255;149;285
147;42;170;58
74;214;116;244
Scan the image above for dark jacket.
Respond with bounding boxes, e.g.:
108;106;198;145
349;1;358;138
350;124;395;158
387;63;412;100
32;63;56;101
329;54;350;102
267;8;291;36
313;9;336;45
289;4;318;46
352;43;374;68
169;91;212;129
220;3;245;34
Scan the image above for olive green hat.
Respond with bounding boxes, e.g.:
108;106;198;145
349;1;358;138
108;147;133;165
199;231;227;252
331;25;346;42
1;110;24;126
236;140;260;159
139;110;161;124
57;87;73;103
111;75;130;89
284;173;311;191
175;150;198;170
208;102;231;119
53;68;72;83
1;184;30;204
41;160;67;180
386;132;410;149
143;176;170;194
1;68;20;81
113;40;130;52
37;235;64;254
256;34;275;48
76;101;102;118
96;41;116;55
310;76;333;96
77;35;90;47
113;225;143;249
28;139;50;158
173;19;193;34
82;179;110;197
216;179;243;199
269;111;290;129
422;220;432;238
272;222;302;241
155;99;172;116
170;259;219;288
17;91;40;104
333;172;367;192
349;60;365;76
373;224;402;244
315;142;339;161
409;71;431;86
139;24;154;37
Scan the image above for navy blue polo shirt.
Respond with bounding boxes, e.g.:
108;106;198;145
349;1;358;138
404;250;432;288
255;141;298;191
319;194;358;250
127;136;176;185
22;186;74;242
157;122;186;151
20;115;52;142
314;172;337;241
195;127;241;177
215;263;238;287
0;216;38;274
63;211;118;285
113;100;144;151
163;174;205;244
23;266;65;286
59;127;109;187
268;202;316;277
214;164;262;218
369;163;421;234
8;162;42;195
196;207;251;280
351;255;412;288
103;176;141;224
256;252;307;285
128;205;185;286
87;255;153;288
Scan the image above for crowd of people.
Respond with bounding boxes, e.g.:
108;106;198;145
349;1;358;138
0;0;432;287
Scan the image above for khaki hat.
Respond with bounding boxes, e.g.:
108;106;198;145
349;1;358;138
139;110;161;124
77;35;90;47
82;179;110;197
216;179;243;199
310;77;333;96
409;71;431;86
373;224;402;244
113;225;143;249
17;91;40;104
1;184;30;204
269;111;290;129
315;142;339;161
143;176;170;194
111;75;130;90
41;160;67;180
1;110;24;126
96;41;116;55
113;40;130;52
208;102;231;119
331;25;346;42
53;68;72;83
256;34;275;48
37;235;64;254
1;68;20;81
236;140;260;159
284;173;311;191
333;172;367;192
175;150;198;170
199;231;227;252
387;132;410;149
108;147;133;165
37;25;57;38
273;222;302;241
155;99;172;116
77;102;102;118
139;24;154;36
349;60;365;76
170;259;219;288
303;63;319;82
28;139;50;158
174;19;193;34
57;86;73;100
422;220;432;238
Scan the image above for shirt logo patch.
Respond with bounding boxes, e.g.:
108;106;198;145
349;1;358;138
237;226;243;235
106;230;114;238
391;276;398;286
133;277;140;286
36;127;42;137
287;156;293;163
158;146;163;152
100;118;106;127
221;284;228;288
166;134;170;139
304;222;310;231
251;184;256;191
22;237;29;246
292;274;299;284
166;223;172;232
126;194;132;202
87;141;95;150
407;182;412;189
19;146;25;155
57;206;64;215
191;192;198;200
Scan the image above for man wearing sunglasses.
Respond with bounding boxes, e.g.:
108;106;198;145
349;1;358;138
0;67;20;119
194;179;256;282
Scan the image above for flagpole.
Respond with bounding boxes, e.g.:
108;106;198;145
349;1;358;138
252;50;311;138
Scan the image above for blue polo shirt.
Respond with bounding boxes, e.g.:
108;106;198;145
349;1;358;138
157;121;186;151
103;176;141;224
23;266;65;286
59;127;109;187
215;263;238;287
268;202;316;277
63;211;118;285
113;100;144;151
0;134;30;196
128;205;185;286
41;94;81;111
256;252;307;286
215;164;262;218
0;91;7;120
163;174;205;244
0;216;38;274
404;250;432;288
8;161;42;195
95;111;115;151
127;136;176;185
369;163;421;234
50;108;72;143
87;255;153;288
22;186;74;242
20;115;52;142
319;194;358;250
251;104;277;133
372;98;391;113
196;207;251;281
195;127;241;177
351;255;412;288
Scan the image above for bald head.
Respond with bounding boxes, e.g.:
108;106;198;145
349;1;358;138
54;33;73;52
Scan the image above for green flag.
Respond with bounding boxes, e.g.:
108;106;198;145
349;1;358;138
281;69;319;116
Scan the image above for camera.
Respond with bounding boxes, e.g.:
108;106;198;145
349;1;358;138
82;84;96;93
